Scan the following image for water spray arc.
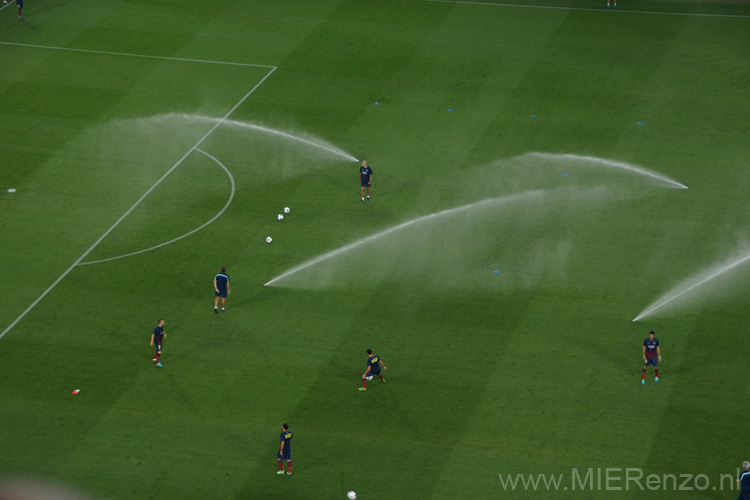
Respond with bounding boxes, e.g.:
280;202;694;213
632;252;750;322
161;113;359;163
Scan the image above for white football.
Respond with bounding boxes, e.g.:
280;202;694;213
284;207;290;213
366;376;373;381
277;214;284;221
266;236;272;243
347;492;357;500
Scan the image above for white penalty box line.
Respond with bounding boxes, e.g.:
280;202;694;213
0;45;277;340
421;0;750;19
0;42;276;68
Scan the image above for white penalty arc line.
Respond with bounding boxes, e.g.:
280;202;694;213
0;42;277;68
0;66;277;340
78;149;235;266
0;1;13;12
421;0;750;19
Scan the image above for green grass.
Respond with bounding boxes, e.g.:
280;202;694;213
1;0;750;499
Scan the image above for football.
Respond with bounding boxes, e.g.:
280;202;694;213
266;236;272;243
366;376;373;381
284;207;290;213
277;214;284;221
347;492;357;500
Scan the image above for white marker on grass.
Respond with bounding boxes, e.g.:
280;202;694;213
7;188;16;193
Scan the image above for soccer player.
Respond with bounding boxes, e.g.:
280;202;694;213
641;330;661;384
150;319;166;368
359;349;387;391
3;0;22;19
359;160;373;203
214;266;230;313
606;0;617;7
737;461;750;500
276;423;293;475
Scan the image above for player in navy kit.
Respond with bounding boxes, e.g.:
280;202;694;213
641;331;661;384
150;319;166;368
277;423;293;475
737;461;750;500
214;266;230;313
360;349;387;391
359;161;373;203
3;0;23;19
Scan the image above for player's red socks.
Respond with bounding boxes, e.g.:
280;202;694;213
361;379;366;389
655;369;659;377
287;463;292;473
278;461;284;471
641;369;646;380
155;352;160;362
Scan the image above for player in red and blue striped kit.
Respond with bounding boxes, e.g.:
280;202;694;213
150;319;166;368
641;331;661;384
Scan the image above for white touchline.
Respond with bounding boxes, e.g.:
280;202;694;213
78;148;235;266
0;42;276;68
421;0;750;19
0;66;277;340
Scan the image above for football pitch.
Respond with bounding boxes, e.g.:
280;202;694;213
1;0;749;499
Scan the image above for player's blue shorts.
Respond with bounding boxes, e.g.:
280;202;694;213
644;357;657;367
371;366;381;376
155;341;162;352
360;178;371;187
215;288;227;298
277;450;291;461
16;0;22;7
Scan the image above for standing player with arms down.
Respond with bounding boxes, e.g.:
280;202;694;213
359;349;386;391
641;330;661;384
214;266;230;313
150;319;166;368
359;161;373;203
277;423;293;475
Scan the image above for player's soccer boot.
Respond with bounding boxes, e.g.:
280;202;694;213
214;308;218;314
366;196;370;201
286;472;292;476
641;379;645;384
654;377;659;382
361;198;364;203
152;358;157;362
358;387;366;391
222;307;226;312
606;2;610;6
156;363;163;368
381;377;385;383
277;470;285;475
